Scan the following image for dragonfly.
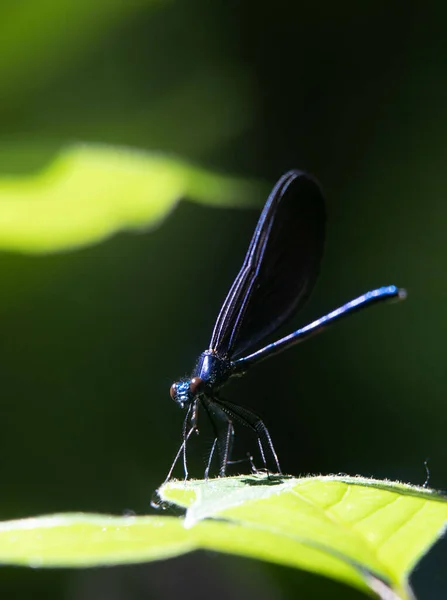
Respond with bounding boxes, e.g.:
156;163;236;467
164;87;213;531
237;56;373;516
167;170;405;481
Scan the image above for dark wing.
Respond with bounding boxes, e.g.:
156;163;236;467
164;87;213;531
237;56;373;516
209;170;326;359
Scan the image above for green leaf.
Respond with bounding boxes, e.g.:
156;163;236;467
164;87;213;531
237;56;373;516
0;1;157;101
0;513;193;568
161;475;447;599
0;476;445;599
0;143;261;254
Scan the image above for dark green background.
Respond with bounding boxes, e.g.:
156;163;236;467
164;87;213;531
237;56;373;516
0;1;446;598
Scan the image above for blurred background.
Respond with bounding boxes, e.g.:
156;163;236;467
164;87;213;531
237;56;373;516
0;1;446;598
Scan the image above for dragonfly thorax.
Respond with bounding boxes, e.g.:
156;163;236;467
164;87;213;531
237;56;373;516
192;350;233;389
169;350;233;409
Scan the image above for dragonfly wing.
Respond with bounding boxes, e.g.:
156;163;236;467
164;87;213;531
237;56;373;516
209;170;326;358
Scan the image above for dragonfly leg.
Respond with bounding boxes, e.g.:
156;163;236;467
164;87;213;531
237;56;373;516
204;438;217;480
203;398;235;477
215;397;282;475
163;404;196;483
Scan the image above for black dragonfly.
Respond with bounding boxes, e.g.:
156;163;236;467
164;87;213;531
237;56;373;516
167;170;405;480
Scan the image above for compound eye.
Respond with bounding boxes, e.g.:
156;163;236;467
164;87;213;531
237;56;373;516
189;377;204;396
169;383;178;400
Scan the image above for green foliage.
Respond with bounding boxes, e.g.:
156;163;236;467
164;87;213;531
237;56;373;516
0;475;445;600
0;1;155;99
0;143;261;253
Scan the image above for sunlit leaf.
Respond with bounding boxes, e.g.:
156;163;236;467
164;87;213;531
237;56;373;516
158;475;447;598
0;475;445;600
0;143;261;253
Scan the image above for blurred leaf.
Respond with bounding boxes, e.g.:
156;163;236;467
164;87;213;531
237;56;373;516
0;0;157;101
0;475;445;600
0;143;261;253
0;3;256;159
35;68;257;159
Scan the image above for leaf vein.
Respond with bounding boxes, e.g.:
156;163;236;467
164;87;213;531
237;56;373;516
376;501;428;551
352;495;401;527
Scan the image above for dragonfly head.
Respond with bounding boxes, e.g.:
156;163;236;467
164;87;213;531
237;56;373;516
170;376;204;409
